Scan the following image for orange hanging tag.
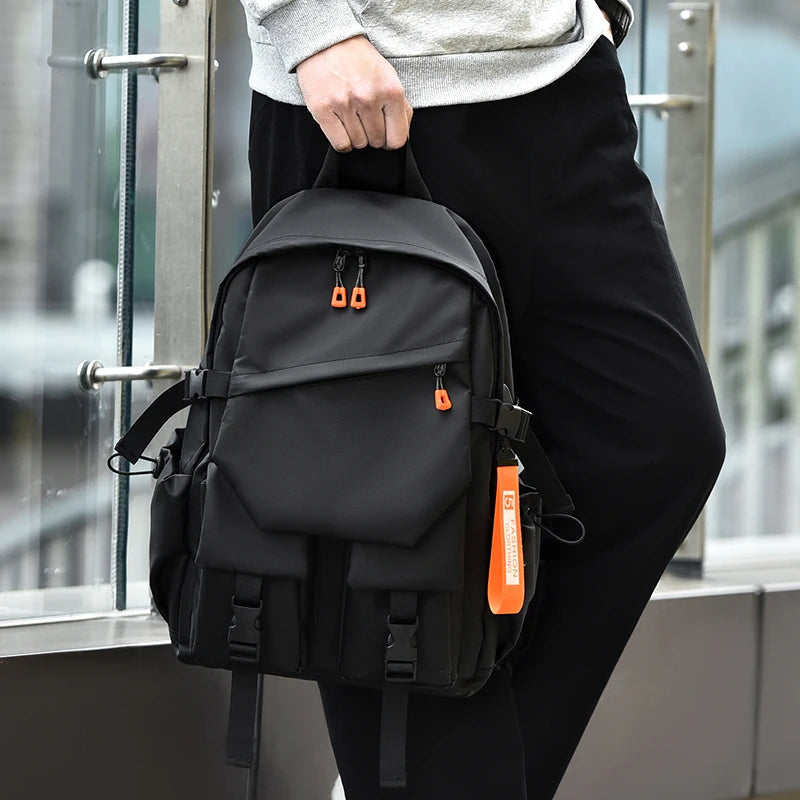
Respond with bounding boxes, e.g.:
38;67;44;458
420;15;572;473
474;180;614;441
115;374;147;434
487;461;524;615
331;286;348;307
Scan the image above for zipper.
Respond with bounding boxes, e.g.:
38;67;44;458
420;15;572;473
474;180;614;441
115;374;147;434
210;245;507;402
350;250;367;309
330;249;349;308
434;363;452;411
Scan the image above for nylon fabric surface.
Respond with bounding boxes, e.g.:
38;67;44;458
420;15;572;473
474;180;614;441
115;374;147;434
141;88;529;740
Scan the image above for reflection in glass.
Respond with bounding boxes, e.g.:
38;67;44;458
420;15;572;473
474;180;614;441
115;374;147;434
0;1;155;619
701;1;800;554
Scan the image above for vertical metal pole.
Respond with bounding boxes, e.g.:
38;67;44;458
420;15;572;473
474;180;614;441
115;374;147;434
637;0;649;159
110;0;139;610
154;0;215;370
150;0;215;618
663;2;717;569
791;211;800;539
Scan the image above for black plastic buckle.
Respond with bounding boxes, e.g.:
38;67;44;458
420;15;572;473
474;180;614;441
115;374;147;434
184;368;207;401
385;616;418;682
492;402;532;443
228;598;262;664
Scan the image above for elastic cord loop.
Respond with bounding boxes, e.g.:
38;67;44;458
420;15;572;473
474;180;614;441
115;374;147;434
539;512;586;545
107;453;156;477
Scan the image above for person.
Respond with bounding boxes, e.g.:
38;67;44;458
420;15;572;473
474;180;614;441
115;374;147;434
239;1;726;798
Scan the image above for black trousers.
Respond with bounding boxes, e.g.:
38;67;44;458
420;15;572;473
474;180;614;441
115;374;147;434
247;36;726;800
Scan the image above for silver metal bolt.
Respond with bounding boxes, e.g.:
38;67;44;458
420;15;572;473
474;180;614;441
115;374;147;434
77;359;104;392
173;0;188;6
680;9;696;24
678;40;694;56
84;48;109;79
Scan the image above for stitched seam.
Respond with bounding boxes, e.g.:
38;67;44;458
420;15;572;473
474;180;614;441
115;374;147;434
234;338;468;377
242;233;485;281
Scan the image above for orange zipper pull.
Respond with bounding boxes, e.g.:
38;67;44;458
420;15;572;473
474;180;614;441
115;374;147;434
331;250;348;308
434;364;452;411
487;447;525;615
350;251;367;309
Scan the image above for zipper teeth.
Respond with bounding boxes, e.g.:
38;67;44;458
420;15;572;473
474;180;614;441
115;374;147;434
211;252;504;397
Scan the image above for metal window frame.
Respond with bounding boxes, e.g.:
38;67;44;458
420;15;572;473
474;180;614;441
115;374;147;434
660;1;718;567
153;0;215;369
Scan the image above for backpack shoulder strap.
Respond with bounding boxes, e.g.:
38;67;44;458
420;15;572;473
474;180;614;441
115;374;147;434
112;370;229;463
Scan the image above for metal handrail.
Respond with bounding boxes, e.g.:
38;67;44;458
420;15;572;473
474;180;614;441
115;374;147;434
83;49;188;79
628;93;704;111
77;360;190;392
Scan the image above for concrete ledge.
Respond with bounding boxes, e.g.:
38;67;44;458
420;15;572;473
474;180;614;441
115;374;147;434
556;589;760;800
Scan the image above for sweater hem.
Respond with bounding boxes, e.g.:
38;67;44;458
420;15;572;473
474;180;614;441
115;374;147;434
247;0;613;108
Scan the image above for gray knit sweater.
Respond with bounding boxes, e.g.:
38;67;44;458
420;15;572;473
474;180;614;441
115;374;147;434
240;0;633;108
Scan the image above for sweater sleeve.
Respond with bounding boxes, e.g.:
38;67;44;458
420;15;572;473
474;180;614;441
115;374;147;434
242;0;368;72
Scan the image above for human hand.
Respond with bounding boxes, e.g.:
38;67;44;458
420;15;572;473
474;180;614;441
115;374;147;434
296;35;413;152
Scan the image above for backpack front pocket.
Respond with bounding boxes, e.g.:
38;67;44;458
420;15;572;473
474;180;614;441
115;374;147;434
209;341;472;551
196;347;474;680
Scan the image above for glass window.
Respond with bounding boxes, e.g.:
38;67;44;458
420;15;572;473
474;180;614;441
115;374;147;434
700;2;800;559
0;1;158;621
5;0;797;627
630;0;800;561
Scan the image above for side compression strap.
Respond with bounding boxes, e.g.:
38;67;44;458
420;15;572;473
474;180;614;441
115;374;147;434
113;370;230;464
472;396;574;515
114;382;189;463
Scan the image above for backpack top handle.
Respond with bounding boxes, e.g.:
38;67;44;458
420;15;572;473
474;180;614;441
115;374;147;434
312;142;433;202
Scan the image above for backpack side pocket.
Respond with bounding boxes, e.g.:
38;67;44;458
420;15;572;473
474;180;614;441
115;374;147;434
150;428;192;635
479;490;543;668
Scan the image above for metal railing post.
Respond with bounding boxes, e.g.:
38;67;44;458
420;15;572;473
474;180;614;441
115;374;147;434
663;1;718;569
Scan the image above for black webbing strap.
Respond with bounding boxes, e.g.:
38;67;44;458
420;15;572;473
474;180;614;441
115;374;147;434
226;574;264;769
380;685;412;789
226;672;262;768
113;370;230;464
472;396;574;514
380;591;418;789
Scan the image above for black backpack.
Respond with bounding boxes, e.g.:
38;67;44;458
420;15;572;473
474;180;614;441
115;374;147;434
112;147;578;791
